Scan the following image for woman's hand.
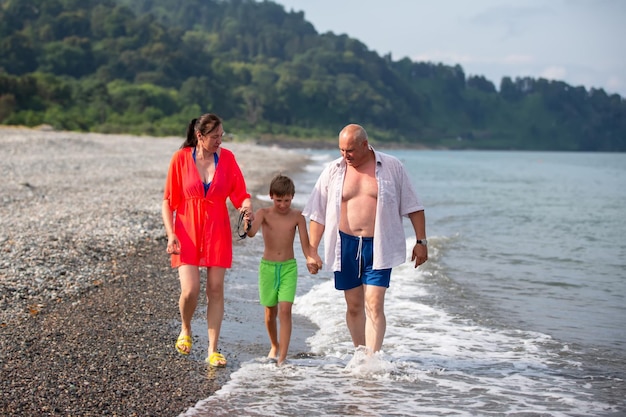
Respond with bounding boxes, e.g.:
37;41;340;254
166;234;181;254
239;199;254;226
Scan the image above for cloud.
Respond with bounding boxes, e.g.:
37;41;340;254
502;54;534;65
411;51;534;67
540;66;568;80
605;76;624;93
565;0;626;13
411;51;473;64
469;5;554;38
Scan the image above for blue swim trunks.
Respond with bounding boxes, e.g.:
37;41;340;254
334;231;391;290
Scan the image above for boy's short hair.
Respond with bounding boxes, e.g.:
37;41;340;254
269;174;295;196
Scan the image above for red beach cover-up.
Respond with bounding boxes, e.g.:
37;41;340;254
163;147;250;268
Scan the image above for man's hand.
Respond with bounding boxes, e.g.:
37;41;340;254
306;252;323;274
411;243;428;268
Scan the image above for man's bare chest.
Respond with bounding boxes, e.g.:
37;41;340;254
342;169;377;201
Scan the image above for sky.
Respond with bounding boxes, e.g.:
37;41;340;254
271;0;626;97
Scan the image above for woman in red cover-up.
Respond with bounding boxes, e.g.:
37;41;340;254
161;113;254;367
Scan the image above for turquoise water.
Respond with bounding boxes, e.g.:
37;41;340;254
402;150;626;351
183;150;626;416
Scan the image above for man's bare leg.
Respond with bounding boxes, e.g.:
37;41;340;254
363;284;387;352
344;286;366;347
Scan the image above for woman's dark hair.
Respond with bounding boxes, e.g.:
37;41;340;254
181;113;222;148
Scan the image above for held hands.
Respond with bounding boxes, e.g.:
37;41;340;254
411;243;428;268
306;251;323;275
240;206;254;226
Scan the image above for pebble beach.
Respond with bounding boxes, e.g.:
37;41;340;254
0;126;311;416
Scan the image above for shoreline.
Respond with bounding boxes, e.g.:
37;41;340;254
0;126;315;415
3;124;435;150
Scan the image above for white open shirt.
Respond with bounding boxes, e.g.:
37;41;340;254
303;147;424;272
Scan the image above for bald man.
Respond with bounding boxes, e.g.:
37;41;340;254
303;124;427;353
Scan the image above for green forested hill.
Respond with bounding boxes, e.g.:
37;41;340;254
1;0;625;150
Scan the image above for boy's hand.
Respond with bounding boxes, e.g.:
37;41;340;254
306;255;322;275
240;206;254;224
306;262;319;274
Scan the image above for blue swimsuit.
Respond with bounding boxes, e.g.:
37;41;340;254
192;148;218;196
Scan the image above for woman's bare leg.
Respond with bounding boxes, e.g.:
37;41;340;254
206;267;226;359
177;265;201;353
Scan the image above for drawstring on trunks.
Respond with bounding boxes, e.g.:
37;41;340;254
274;263;282;290
356;236;363;278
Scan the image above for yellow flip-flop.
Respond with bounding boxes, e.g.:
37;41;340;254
175;334;192;355
206;351;227;368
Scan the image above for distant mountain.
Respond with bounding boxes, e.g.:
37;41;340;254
1;0;624;150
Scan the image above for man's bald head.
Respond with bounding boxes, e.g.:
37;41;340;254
339;124;368;145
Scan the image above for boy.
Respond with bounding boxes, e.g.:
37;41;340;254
246;174;319;365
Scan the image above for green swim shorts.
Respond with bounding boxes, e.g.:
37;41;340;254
258;258;298;307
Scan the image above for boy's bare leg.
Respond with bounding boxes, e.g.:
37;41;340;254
277;301;293;365
265;306;279;359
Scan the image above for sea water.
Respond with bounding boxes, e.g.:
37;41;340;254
182;150;626;416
